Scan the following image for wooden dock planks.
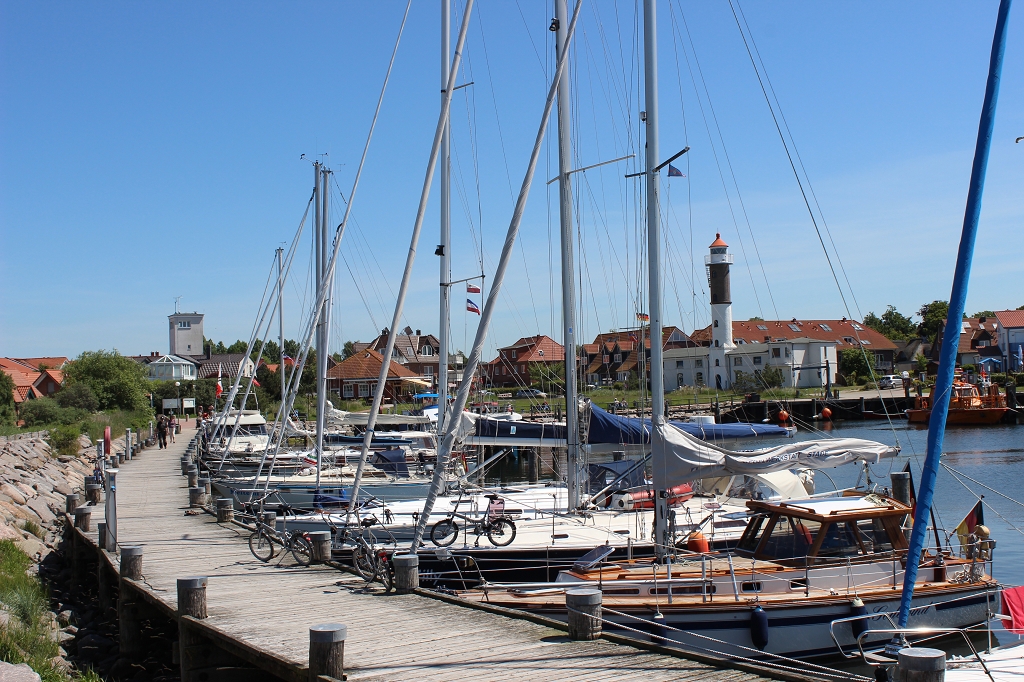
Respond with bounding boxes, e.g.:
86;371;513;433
111;428;776;682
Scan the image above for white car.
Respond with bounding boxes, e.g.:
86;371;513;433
878;375;903;389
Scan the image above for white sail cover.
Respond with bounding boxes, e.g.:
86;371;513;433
655;421;897;485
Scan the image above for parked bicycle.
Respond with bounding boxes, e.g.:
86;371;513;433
324;512;396;591
430;492;517;547
244;500;314;566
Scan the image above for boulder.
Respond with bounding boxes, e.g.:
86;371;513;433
25;498;55;524
0;662;41;682
0;484;26;505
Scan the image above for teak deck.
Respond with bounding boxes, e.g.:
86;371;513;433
104;427;779;681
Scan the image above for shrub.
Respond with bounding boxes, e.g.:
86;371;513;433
63;350;149;411
55;383;98;412
759;366;785;389
48;424;82;457
21;520;43;539
19;399;63;427
0;372;15;426
612;382;625;391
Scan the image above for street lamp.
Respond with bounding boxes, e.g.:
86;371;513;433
175;382;181;416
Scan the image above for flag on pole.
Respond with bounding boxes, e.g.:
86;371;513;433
215;363;223;398
636;312;650;322
1017;344;1023;371
467;282;481;294
955;500;985;547
252;378;260;387
667;164;685;177
467;299;480;315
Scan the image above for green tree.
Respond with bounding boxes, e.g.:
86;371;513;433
63;350;150;411
838;348;873;383
972;310;996;318
1017;304;1024;311
55;383;99;412
758;366;785;389
20;398;86;427
748;316;764;321
918;301;950;341
0;371;16;425
864;305;917;341
226;340;248;354
342;341;357;359
915;353;930;374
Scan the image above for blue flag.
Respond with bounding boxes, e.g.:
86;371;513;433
667;164;685;177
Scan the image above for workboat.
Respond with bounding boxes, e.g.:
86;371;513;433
905;382;1010;425
460;493;1000;660
204;410;271;456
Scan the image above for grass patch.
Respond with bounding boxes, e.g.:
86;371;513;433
0;539;65;682
20;521;44;540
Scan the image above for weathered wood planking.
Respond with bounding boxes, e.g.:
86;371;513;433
108;428;776;682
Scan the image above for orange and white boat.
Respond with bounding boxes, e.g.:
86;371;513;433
905;381;1010;425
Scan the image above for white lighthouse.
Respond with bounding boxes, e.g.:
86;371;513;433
706;233;735;390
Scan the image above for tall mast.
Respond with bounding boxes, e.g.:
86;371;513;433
314;162;328;488
277;247;285;409
643;0;669;560
554;0;580;510
437;0;452;433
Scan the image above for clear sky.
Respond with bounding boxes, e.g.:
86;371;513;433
2;1;1021;360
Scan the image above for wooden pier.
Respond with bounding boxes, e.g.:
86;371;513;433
69;427;822;681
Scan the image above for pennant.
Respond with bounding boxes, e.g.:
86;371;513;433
955;500;985;546
667;164;685;177
252;378;260;387
215;380;223;398
467;299;480;315
467;282;481;294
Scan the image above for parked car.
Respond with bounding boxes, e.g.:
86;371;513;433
878;375;903;389
515;389;547;399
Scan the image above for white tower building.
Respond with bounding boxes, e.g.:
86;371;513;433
706;233;735;389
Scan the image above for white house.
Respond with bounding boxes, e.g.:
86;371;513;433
148;354;199;381
995;310;1024;371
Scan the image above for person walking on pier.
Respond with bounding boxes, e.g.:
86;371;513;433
156;415;168;449
168;414;177;444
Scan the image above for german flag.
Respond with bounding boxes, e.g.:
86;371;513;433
955;500;985;547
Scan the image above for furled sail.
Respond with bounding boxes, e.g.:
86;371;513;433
655;421;897;484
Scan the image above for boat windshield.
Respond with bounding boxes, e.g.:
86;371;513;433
737;513;895;561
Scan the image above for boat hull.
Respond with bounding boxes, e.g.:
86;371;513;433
906;408;1009;425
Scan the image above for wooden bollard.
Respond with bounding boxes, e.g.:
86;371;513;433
177;577;208;682
121;545;143;579
117;450;125;465
65;493;81;514
97;522;107;549
392;554;419;592
186;468;199;488
86;483;102;504
177;576;208;619
188;487;205;508
565;588;602;640
180;458;190;475
261;511;277;529
215;498;234;523
309;531;332;563
96;529;111;613
198;477;212;498
896;647;946;681
308;623;346;682
74;506;93;532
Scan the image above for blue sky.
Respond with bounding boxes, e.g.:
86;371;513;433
1;1;1021;360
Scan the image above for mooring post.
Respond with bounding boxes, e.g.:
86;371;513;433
104;468;118;552
74;506;93;532
186;466;199;489
896;647;945;681
117;549;144;660
180;457;190;475
188;487;205;508
308;624;347;682
65;493;81;514
86;483;102;505
392;554;419;592
125;428;132;461
96;529;112;614
97;521;107;550
565;588;602;640
261;511;277;530
215;498;234;523
309;531;332;563
177;577;209;682
198;477;211;498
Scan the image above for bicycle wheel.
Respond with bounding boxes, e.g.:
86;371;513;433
430;519;459;547
290;533;313;567
487;518;517;547
248;530;276;562
352;544;377;581
375;552;394;592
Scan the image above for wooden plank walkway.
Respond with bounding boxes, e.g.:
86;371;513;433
111;427;779;681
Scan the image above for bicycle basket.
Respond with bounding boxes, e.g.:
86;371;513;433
487;497;505;521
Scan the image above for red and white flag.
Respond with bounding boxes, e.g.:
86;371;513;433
467;299;481;315
467;282;481;294
215;363;223;398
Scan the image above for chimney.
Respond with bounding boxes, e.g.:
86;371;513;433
415;329;421;336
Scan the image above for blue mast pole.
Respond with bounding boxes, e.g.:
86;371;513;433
896;0;1013;629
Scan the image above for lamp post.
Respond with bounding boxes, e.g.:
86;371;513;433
175;382;181;416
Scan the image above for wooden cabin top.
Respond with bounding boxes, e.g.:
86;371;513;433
745;493;911;522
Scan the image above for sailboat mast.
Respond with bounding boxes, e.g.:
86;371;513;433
277;247;285;411
438;0;451;433
643;0;669;560
314;162;327;487
554;0;581;511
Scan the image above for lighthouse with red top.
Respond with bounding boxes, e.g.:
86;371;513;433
706;233;735;390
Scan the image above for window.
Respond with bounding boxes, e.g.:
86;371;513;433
851;323;864;331
715;359;720;367
875;353;886;367
788;324;801;332
695;359;703;368
343;384;354;398
519;364;525;374
785;347;790;357
613;353;622;363
177;321;191;329
603;355;610;364
736;339;746;344
358;383;369;397
695;372;704;385
421;346;433;356
675;360;685;368
843;336;855;344
861;339;872;345
754;356;762;365
424;366;434;377
820;323;833;332
714;320;719;328
734;357;743;366
715;340;720;348
617;372;629;381
757;325;768;331
677;373;684;386
772;348;781;358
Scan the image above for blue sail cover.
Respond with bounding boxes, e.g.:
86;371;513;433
474;419;567;440
370;449;410;478
587;404;788;445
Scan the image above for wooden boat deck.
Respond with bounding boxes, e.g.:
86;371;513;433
109;427;780;682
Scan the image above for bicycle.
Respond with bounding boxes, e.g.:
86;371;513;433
325;512;396;591
430;492;517;548
244;501;314;566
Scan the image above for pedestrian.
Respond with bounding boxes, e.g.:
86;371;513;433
168;414;177;443
156;415;168;449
